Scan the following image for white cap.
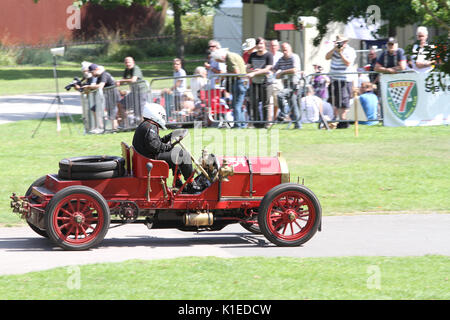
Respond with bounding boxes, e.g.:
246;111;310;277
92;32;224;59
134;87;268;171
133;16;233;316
242;38;256;51
81;61;92;71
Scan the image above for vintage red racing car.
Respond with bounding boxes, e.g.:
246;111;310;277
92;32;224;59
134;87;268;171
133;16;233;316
10;130;322;250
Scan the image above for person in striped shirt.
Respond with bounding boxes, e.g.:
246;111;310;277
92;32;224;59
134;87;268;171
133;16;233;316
325;35;357;128
273;42;302;129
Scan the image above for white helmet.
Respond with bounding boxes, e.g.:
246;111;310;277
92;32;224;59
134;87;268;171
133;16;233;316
142;102;167;130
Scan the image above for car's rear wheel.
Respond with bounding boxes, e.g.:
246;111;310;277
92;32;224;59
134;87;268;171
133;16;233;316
258;183;321;247
45;186;110;251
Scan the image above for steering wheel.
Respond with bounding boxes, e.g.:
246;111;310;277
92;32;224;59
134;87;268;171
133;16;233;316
171;129;189;146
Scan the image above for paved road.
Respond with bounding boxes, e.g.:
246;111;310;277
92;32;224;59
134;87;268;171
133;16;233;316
0;93;82;125
0;213;449;275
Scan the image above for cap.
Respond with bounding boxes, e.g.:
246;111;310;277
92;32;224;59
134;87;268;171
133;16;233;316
242;38;256;51
335;34;348;42
313;64;323;71
88;64;99;72
387;37;397;44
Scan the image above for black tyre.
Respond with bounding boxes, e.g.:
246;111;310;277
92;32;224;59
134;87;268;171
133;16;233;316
58;168;124;180
25;175;49;238
45;186;110;251
258;183;322;247
59;156;125;173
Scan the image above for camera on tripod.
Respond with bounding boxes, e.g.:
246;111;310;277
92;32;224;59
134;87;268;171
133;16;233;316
65;77;84;92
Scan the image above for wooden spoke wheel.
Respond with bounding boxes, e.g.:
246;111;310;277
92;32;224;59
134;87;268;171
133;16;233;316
45;186;110;251
258;183;322;247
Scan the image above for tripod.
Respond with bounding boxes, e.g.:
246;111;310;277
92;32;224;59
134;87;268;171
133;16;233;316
31;55;75;138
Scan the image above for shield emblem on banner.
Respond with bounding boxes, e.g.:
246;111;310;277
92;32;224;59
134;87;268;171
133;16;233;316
386;80;418;120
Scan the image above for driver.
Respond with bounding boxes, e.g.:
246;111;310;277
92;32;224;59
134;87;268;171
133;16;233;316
132;103;194;190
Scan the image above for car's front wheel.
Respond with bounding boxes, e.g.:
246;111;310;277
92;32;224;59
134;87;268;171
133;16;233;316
258;183;322;247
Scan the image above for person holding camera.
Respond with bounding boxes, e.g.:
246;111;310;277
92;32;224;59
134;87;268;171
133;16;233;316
325;34;357;129
65;61;97;92
83;64;121;130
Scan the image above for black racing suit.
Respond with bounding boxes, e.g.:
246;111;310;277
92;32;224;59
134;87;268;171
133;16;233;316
132;120;193;180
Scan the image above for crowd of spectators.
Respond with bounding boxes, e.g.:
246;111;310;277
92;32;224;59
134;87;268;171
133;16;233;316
80;25;435;132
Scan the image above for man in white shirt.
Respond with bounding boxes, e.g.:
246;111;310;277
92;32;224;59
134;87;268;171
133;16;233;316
269;39;284;124
204;39;226;89
411;26;435;73
171;58;187;116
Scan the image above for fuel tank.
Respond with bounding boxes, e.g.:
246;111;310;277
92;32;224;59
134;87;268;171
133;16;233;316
217;153;289;198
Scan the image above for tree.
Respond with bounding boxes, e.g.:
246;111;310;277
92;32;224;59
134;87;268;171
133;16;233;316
411;0;450;76
34;0;223;62
265;0;449;75
264;0;421;45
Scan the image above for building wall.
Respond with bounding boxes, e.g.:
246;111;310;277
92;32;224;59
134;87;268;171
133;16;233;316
0;0;75;45
0;0;167;46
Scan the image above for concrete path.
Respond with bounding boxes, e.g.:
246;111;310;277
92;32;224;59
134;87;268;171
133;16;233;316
0;92;82;125
0;213;449;275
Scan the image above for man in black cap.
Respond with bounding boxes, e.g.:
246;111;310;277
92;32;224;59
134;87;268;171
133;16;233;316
83;64;121;129
374;37;407;74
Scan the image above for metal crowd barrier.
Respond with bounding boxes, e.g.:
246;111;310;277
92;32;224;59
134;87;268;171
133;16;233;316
301;70;383;128
148;73;304;129
300;70;416;129
80;80;149;134
149;75;206;128
205;73;302;128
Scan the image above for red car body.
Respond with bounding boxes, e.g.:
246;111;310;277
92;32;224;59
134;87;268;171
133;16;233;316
11;141;322;250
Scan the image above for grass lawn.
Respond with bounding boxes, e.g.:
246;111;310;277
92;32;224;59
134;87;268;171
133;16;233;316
0;116;448;301
0;56;204;96
0;256;448;300
0;117;449;225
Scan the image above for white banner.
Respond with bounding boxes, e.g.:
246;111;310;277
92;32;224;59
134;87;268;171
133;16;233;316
381;72;450;127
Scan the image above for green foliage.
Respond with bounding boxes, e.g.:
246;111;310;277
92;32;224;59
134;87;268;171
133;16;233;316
265;0;421;45
0;44;19;66
411;0;450;31
410;0;450;75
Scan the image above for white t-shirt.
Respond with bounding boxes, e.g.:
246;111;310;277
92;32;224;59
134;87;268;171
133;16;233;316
300;95;321;123
411;43;434;73
173;68;187;94
190;77;208;101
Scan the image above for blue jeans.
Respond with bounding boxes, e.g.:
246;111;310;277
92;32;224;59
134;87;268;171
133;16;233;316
232;79;249;128
277;88;301;128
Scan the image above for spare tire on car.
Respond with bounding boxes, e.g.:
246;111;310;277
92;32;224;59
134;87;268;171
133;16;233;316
58;155;126;180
